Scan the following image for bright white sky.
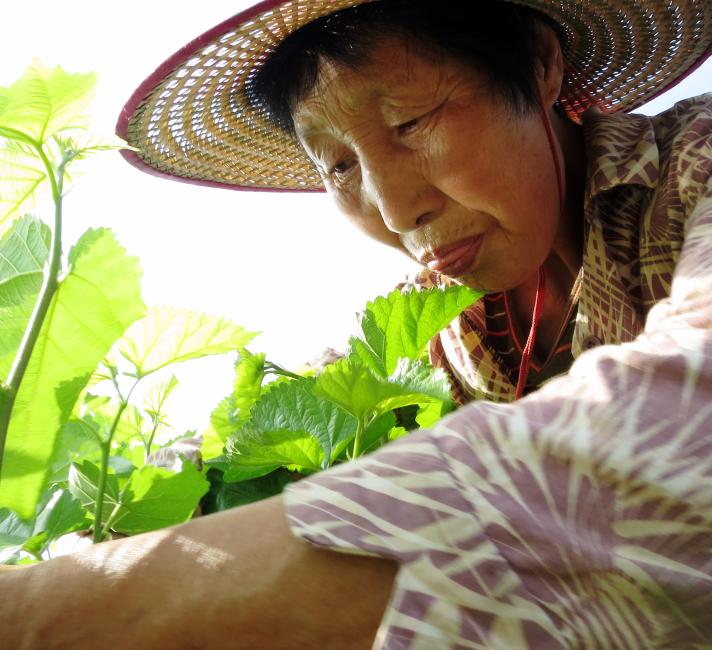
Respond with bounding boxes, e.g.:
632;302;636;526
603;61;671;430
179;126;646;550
2;1;710;432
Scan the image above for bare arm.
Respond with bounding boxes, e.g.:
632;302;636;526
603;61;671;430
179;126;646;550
0;495;396;649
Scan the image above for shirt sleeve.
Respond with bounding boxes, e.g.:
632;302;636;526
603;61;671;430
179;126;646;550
283;118;712;649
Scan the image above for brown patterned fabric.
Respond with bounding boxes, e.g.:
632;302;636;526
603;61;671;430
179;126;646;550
284;94;712;648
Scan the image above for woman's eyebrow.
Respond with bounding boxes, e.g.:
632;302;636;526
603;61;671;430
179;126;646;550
378;93;436;113
294;73;438;142
294;123;319;140
294;121;339;149
293;130;335;166
293;106;332;139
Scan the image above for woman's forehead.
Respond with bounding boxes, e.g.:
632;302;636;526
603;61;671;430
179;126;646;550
292;38;465;133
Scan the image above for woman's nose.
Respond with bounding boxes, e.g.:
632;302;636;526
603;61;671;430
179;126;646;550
361;149;440;233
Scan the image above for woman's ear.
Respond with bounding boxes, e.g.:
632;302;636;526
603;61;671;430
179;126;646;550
535;25;565;107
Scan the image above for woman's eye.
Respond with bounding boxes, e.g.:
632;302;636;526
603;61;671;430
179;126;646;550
333;161;351;175
396;117;421;136
395;103;443;137
328;159;357;181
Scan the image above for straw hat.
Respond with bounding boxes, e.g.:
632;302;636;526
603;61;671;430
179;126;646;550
117;0;711;192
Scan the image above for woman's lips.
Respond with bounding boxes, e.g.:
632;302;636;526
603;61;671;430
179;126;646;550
426;236;483;276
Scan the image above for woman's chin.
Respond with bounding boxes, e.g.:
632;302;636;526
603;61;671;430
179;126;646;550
451;260;543;294
443;271;491;292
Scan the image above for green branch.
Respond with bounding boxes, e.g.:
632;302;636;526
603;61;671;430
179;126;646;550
0;143;66;478
92;379;139;543
92;400;127;544
264;361;303;381
145;416;161;459
352;418;365;459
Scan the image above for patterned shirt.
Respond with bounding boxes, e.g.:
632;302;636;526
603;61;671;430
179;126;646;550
404;269;581;404
284;95;712;648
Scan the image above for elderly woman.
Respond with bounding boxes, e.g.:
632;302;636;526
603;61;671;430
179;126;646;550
2;0;711;647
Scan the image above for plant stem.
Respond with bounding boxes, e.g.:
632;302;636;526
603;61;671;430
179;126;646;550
352;418;365;459
264;362;303;381
145;417;160;460
0;147;65;479
92;440;112;543
100;498;124;540
0;391;12;472
92;380;139;543
92;400;128;544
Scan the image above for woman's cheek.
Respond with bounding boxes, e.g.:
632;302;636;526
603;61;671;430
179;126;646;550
359;217;402;248
431;128;497;204
331;184;363;223
332;189;400;247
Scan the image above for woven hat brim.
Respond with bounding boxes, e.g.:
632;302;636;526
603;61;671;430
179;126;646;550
117;0;712;193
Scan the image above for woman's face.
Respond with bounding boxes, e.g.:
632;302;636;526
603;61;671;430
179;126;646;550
293;36;563;292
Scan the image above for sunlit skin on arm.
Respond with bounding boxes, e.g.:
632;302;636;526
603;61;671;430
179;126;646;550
0;496;397;649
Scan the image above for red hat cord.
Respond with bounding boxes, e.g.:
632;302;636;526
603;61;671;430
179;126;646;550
513;93;564;400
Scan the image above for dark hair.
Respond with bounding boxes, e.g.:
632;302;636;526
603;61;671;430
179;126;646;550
246;0;561;135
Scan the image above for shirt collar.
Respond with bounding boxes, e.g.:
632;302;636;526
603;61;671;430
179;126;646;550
582;108;660;207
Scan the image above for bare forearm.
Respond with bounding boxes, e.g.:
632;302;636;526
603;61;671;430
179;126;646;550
0;496;396;649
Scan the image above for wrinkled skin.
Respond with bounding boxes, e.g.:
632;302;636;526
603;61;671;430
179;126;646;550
294;29;586;351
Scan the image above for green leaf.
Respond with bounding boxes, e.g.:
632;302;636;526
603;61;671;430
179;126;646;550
315;356;452;423
107;455;136;478
54;133;136;162
0;214;50;283
144;374;179;421
46;418;102;484
0;144;46;233
110;462;209;535
348;336;386;378
0;507;33;563
204;397;237;459
352;285;482;375
230;378;357;468
0;228;145;518
68;461;120;527
387;426;409;441
0;215;50;379
349;309;387;377
357;411;397;457
72;394;136;446
117;440;146;470
203;351;267;461
415;400;447;429
202;468;292;514
23;489;90;556
0;61;96;146
0;62;97;233
314;356;392;422
225;428;323;482
375;358;453;415
201;424;227;462
111;404;145;446
107;306;258;378
232;350;266;421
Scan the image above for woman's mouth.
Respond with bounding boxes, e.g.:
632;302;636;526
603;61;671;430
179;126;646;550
425;236;483;276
